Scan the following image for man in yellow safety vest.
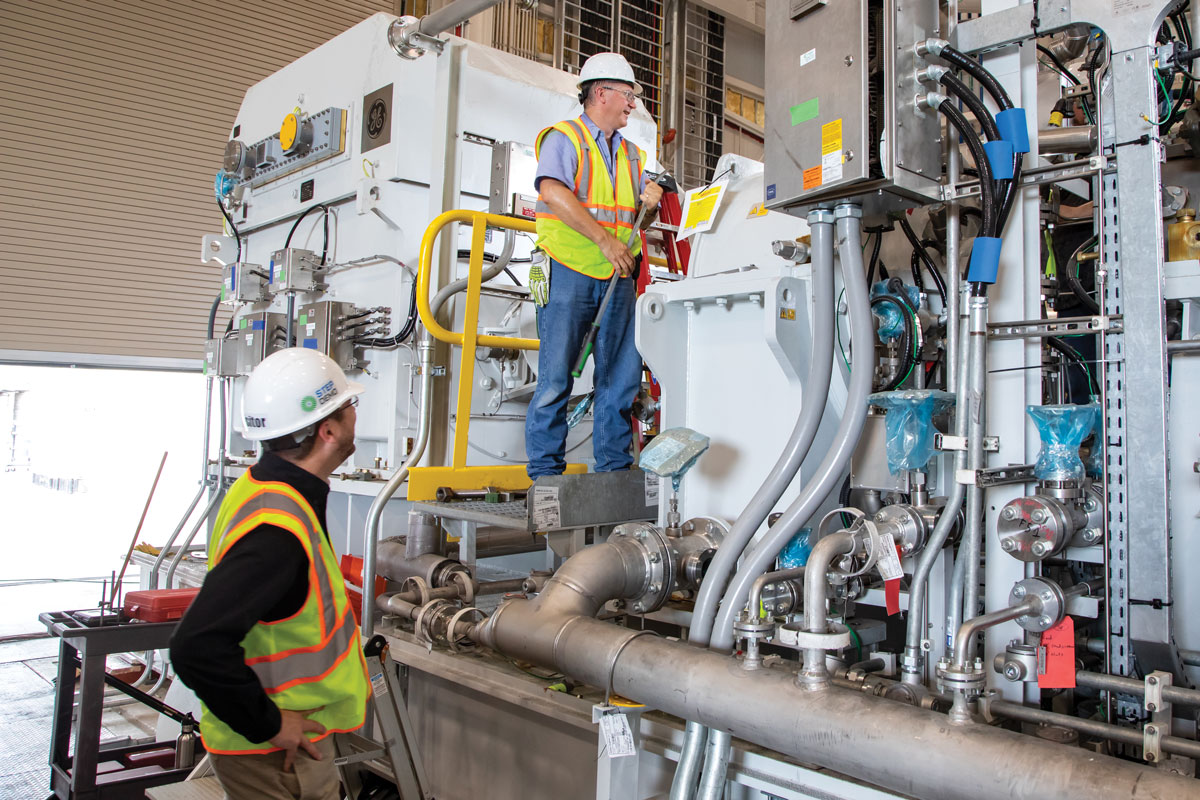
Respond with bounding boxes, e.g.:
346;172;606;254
526;51;664;478
171;348;370;800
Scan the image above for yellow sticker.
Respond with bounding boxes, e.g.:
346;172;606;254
821;118;843;156
780;308;796;320
683;185;724;229
747;202;770;218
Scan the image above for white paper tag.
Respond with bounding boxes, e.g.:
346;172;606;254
876;532;904;581
370;672;388;699
800;48;817;67
306;322;316;336
821;150;843;183
644;472;660;506
598;713;636;758
246;333;254;347
531;485;561;530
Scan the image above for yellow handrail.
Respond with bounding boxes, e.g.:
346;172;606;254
417;209;540;351
416;209;540;468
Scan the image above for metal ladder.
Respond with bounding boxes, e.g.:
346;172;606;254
334;635;432;800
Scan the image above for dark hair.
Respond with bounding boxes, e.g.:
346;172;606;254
578;80;599;106
263;402;352;457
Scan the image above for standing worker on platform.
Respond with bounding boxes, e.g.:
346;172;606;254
170;348;370;800
526;51;664;478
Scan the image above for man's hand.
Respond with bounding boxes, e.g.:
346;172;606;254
270;708;327;772
599;233;636;278
641;180;664;211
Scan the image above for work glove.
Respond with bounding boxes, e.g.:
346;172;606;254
529;249;550;307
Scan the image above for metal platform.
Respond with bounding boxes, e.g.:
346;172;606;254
411;499;529;530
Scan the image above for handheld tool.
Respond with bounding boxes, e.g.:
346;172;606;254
571;170;678;378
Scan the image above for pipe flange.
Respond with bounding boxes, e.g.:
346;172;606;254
777;621;852;651
936;657;987;694
873;504;927;556
1010;577;1065;633
1038;478;1084;501
733;614;775;640
400;576;431;606
610;522;672;614
446;607;487;653
387;15;446;59
412;598;453;644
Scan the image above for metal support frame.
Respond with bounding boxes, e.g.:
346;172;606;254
951;0;1182;704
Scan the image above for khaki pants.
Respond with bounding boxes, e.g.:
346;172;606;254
210;736;341;800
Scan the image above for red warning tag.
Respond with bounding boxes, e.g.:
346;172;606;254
877;541;904;617
1037;616;1076;689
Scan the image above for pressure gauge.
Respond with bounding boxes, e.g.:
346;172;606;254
280;112;312;155
223;139;249;173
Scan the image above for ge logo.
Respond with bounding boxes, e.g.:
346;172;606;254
367;99;387;139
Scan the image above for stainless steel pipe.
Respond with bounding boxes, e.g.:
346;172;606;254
1076;670;1200;708
418;0;503;36
1038;125;1097;154
800;531;855;688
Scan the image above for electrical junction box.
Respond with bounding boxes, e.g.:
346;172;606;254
296;300;362;372
221;261;270;305
236;311;287;375
269;248;323;294
764;0;943;217
204;337;239;377
489;140;540;217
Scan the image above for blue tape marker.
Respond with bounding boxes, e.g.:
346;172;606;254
984;140;1015;180
303;338;319;350
967;237;1003;284
250;319;266;331
996;108;1030;153
766;184;777;201
269;260;275;283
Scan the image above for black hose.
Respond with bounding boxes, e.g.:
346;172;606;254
898;217;949;309
206;294;221;340
354;278;419;348
868;227;888;287
871;295;916;391
909;249;926;294
939;45;1014;110
217;201;242;263
937;101;998;239
938;72;1002;141
919;237;950;306
1065;236;1101;315
283;204;329;254
1037;44;1081;85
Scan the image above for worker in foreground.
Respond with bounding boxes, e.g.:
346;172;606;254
526;51;664;478
170;348;370;800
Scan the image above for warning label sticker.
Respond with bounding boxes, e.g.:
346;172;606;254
531;485;561;530
803;165;822;190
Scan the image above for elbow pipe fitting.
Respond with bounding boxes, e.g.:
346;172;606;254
916;38;949;58
918;65;949;84
800;531;857;689
917;92;948;111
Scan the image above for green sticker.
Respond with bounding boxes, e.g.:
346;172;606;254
239;318;247;329
301;395;317;412
790;98;819;126
299;314;308;325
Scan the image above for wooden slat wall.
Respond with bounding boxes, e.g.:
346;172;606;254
0;0;395;364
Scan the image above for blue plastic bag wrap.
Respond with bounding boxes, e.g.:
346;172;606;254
778;527;813;569
868;390;955;474
870;281;919;342
1028;404;1100;481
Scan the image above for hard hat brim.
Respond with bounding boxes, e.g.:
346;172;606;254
576;78;643;96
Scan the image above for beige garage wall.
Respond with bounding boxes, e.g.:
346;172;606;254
0;0;396;366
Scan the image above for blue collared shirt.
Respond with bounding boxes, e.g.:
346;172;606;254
534;113;646;194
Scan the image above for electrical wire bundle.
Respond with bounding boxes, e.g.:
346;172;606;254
348;281;419;348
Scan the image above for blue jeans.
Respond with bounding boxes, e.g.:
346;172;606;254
525;258;642;478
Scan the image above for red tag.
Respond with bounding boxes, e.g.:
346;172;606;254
1037;616;1076;689
884;545;903;616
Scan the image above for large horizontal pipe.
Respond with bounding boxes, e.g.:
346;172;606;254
476;609;1196;799
418;0;503;36
1076;670;1200;708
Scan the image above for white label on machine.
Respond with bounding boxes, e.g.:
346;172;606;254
370;672;388;699
800;48;817;67
821;150;842;184
246;334;254;347
532;486;561;530
644;473;660;506
598;712;636;758
876;532;904;581
307;322;316;336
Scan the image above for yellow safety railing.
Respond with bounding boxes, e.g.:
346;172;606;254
417;209;539;470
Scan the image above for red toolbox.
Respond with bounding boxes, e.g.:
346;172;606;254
122;588;200;622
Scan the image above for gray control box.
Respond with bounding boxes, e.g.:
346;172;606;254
236;311;287;375
269;248;323;294
222;262;270;305
296;300;361;372
489;140;539;217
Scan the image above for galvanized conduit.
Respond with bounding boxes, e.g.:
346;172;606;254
671;209;836;800
360;230;517;637
694;203;876;799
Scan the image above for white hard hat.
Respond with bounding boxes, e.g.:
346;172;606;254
577;52;642;95
241;348;365;442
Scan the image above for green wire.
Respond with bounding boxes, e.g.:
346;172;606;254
847;625;863;663
1043;229;1057;278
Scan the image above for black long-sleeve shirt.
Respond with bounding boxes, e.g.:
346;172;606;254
169;452;330;744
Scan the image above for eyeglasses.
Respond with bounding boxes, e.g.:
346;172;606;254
601;85;637;105
345;396;360;409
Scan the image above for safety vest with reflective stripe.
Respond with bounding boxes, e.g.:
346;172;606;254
198;470;370;755
534;117;645;279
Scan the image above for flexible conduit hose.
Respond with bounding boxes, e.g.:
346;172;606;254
694;203;875;798
360;228;517;636
669;212;836;800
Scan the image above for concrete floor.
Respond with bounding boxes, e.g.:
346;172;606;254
0;634;163;799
